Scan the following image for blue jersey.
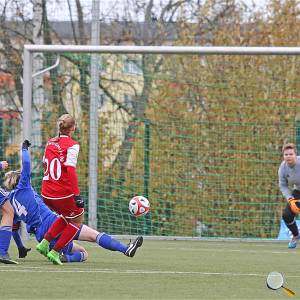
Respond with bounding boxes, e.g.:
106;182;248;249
0;161;9;207
0;187;9;208
10;149;42;231
9;149;77;253
30;194;58;242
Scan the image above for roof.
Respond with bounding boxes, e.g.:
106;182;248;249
5;20;183;43
0;110;21;120
50;21;179;42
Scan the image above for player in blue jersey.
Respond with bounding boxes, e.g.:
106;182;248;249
5;140;143;264
12;194;142;263
0;159;18;264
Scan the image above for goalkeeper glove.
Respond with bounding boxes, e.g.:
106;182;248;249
74;195;84;208
288;198;300;214
22;139;31;150
18;246;31;258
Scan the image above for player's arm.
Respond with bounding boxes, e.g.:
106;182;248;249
67;166;80;195
67;166;84;207
277;164;300;213
278;165;292;201
65;144;84;208
18;140;32;188
12;221;31;258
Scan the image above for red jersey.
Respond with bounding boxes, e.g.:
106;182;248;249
41;135;80;199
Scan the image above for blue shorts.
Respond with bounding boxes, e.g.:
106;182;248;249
0;188;9;208
0;196;9;208
35;214;82;255
35;213;57;242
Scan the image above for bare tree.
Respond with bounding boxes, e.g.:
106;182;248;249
99;1;206;198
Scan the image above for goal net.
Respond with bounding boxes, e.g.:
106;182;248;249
17;46;300;239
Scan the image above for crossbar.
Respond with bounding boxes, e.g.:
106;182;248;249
24;45;300;55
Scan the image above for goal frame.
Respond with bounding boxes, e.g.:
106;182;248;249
23;45;300;235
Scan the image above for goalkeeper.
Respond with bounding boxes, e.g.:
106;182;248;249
4;140;143;263
278;143;300;248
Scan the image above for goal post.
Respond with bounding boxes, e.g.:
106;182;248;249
23;45;300;239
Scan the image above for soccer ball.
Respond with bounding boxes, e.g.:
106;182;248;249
129;196;150;217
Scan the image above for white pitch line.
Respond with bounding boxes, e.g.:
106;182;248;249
85;243;295;254
60;243;298;255
157;247;297;254
0;266;299;278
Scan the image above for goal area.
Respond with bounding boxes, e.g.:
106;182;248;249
21;45;300;239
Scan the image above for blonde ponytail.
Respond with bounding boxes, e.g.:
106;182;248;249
57;114;76;136
3;170;21;190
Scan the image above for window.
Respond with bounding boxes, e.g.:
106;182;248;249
98;94;106;109
123;59;143;75
124;94;133;109
99;56;107;73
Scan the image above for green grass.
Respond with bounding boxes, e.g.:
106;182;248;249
2;239;299;299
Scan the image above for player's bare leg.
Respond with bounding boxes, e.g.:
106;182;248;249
79;225;143;257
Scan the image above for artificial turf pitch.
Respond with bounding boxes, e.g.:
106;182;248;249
1;239;299;299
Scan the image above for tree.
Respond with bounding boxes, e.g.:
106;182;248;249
2;0;300;237
98;0;204;200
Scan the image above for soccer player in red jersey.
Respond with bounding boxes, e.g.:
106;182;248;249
36;114;84;265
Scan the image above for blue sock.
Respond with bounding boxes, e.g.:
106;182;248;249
96;233;128;253
65;251;86;262
12;230;24;249
0;226;12;256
